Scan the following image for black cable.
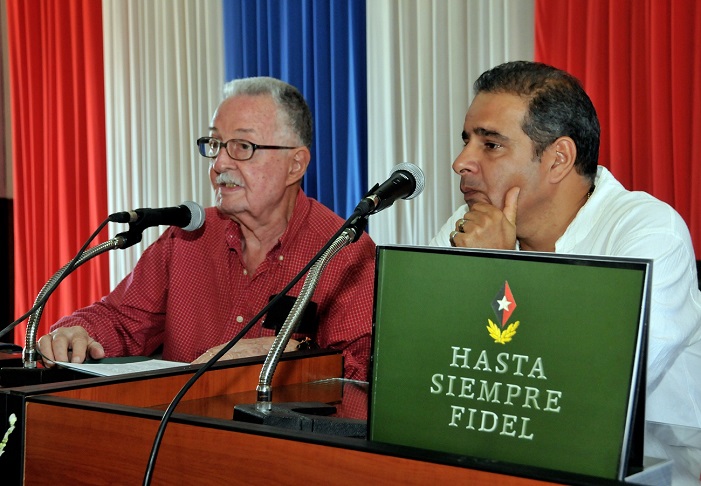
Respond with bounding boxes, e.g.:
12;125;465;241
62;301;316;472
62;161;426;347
142;210;366;485
0;217;111;340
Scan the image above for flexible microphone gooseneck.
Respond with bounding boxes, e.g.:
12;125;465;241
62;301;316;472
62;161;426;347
142;212;367;486
6;201;206;370
143;169;424;484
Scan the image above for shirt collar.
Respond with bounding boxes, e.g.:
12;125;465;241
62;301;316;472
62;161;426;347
554;165;610;251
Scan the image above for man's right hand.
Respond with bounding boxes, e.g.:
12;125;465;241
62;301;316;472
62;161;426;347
36;326;105;368
451;187;520;249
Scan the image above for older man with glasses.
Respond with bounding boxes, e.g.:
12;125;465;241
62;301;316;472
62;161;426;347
38;77;376;381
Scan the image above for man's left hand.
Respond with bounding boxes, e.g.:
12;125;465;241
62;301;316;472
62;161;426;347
191;336;299;364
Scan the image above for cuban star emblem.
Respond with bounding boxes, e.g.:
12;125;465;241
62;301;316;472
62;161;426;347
487;281;520;344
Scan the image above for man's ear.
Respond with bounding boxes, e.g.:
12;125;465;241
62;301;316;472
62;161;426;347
287;147;311;185
548;137;577;183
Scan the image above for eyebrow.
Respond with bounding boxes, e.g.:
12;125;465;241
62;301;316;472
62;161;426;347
208;126;256;136
462;128;510;141
475;127;509;141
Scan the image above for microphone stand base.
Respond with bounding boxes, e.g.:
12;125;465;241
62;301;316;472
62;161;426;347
233;402;366;438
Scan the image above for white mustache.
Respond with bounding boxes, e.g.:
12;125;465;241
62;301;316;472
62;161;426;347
216;173;244;187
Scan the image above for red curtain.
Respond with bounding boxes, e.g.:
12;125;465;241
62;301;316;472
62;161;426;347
6;0;109;346
535;0;701;257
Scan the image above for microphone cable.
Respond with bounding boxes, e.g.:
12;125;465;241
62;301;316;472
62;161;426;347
2;201;205;341
0;217;110;340
142;211;367;485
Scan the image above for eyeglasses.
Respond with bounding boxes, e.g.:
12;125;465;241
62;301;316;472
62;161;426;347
196;137;296;161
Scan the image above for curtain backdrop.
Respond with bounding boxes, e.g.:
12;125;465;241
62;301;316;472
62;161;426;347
222;0;367;219
7;0;537;345
6;0;109;346
366;0;535;246
10;0;697;347
1;0;9;200
101;0;223;287
535;0;701;257
7;0;223;346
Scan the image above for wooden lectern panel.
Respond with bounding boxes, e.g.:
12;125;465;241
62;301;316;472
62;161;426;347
15;352;576;485
46;352;343;407
24;401;558;485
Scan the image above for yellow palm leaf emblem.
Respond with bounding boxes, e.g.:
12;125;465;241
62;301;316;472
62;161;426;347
487;319;520;344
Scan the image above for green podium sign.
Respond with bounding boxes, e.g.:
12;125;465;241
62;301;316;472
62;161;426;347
369;246;650;480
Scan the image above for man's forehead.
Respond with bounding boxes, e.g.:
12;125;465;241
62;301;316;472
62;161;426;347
463;92;527;133
211;95;278;134
217;94;276;116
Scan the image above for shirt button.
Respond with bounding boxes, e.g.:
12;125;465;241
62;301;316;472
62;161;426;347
236;316;244;323
278;255;284;261
243;269;248;275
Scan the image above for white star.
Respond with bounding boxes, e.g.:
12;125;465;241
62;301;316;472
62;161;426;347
497;296;512;311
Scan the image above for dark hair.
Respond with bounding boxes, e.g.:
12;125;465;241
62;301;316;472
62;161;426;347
222;77;313;148
474;61;600;181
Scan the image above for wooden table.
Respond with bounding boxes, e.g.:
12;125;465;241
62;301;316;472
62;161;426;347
1;350;615;485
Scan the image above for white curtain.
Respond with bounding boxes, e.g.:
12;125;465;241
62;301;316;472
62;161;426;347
102;0;224;287
366;0;534;246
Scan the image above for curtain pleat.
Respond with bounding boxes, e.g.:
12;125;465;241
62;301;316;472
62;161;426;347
691;2;701;247
0;1;8;201
7;0;109;346
222;0;367;220
535;0;701;256
101;0;223;287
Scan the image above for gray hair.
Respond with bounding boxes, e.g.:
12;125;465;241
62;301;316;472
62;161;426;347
222;77;313;148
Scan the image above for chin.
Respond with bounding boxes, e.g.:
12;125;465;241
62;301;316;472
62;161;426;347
465;196;491;207
219;203;246;217
215;195;243;215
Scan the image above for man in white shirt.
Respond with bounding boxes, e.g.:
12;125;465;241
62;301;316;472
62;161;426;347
431;60;701;485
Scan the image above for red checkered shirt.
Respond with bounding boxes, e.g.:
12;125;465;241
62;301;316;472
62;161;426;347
51;190;376;380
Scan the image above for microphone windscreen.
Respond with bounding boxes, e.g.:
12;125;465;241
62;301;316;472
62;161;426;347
182;201;206;231
391;162;425;200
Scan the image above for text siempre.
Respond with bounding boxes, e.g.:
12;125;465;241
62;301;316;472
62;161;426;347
429;346;563;441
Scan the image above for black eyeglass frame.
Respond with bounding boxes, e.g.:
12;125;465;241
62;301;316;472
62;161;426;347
196;136;297;161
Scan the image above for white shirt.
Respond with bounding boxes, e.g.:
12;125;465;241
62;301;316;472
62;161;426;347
430;166;701;430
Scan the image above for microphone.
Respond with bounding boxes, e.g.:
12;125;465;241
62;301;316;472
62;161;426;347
108;201;206;232
355;162;425;216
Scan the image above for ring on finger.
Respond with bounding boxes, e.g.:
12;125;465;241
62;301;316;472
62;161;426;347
457;218;466;232
449;230;459;246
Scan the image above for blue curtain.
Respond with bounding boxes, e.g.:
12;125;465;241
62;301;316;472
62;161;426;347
222;0;367;219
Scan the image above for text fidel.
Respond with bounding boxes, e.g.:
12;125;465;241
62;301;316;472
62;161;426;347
429;346;563;440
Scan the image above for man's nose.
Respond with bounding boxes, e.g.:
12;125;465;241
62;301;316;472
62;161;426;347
212;148;238;172
452;143;479;175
